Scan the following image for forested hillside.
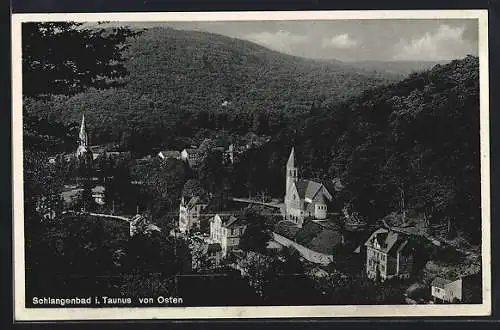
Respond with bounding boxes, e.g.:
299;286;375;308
24;27;398;154
219;56;480;244
296;55;481;243
23;26;481;245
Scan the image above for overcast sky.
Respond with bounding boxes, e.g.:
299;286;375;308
103;19;479;62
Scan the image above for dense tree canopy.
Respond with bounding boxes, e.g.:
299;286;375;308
239;209;272;253
23;26;398;153
22;22;139;98
296;55;481;242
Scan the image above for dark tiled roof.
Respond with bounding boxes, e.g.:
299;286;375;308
295;179;320;200
186;196;208;210
186;196;199;209
223;215;242;228
294;179;333;202
365;228;409;256
131;214;146;225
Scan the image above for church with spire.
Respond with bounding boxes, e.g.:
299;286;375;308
284;147;335;228
76;113;93;163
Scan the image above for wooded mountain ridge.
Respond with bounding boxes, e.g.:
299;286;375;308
24;27;421;147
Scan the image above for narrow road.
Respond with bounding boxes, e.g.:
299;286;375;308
62;210;131;223
89;212;131;223
230;197;283;209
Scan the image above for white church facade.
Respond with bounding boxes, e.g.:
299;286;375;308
284;148;334;228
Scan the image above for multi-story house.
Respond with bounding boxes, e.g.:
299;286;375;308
364;228;414;281
284;148;335;227
179;196;208;234
181;148;202;168
209;214;247;257
431;276;463;303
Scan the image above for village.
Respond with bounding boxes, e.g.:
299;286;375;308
39;113;482;305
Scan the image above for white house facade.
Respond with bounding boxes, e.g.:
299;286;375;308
179;196;208;234
209;214;246;257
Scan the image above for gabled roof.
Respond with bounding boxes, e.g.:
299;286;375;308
131;215;161;232
431;277;454;289
187;196;200;208
185;196;208;210
365;228;409;256
224;215;242;228
131;214;146;225
148;224;162;232
295;179;332;201
211;214;243;228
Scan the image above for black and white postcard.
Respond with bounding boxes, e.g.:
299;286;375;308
12;10;491;320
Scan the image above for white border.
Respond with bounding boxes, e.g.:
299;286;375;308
12;10;490;321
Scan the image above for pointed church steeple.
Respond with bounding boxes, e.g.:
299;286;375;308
76;113;92;159
286;147;298;196
79;113;88;147
287;147;296;169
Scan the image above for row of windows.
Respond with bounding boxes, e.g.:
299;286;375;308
368;259;386;272
230;228;243;236
371;249;386;261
